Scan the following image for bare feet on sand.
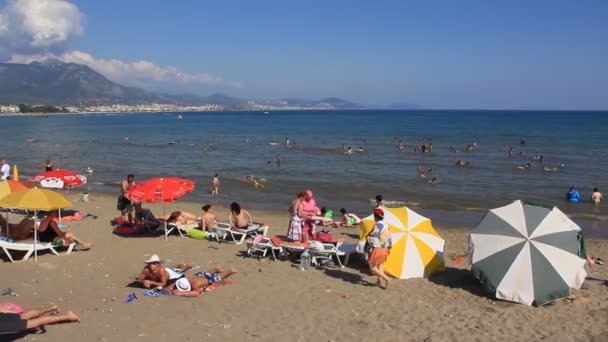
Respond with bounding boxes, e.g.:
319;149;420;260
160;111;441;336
65;311;81;323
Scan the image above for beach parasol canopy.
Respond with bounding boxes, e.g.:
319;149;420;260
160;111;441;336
125;177;195;203
0;187;72;210
0;180;32;200
360;207;445;279
0;187;72;261
125;177;195;239
30;170;87;188
469;200;587;306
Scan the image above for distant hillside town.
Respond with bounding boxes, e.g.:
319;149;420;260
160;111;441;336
0;60;365;112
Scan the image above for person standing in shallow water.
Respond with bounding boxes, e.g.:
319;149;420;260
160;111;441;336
591;188;603;205
211;173;220;196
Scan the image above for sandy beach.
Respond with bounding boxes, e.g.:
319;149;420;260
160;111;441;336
1;191;607;342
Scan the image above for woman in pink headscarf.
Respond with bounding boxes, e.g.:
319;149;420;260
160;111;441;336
299;190;320;242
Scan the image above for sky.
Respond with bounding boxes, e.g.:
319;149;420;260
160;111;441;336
0;0;607;109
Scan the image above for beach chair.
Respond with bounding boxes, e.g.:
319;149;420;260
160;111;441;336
310;241;347;268
163;221;185;239
135;208;162;233
0;239;75;263
214;222;268;245
245;236;282;261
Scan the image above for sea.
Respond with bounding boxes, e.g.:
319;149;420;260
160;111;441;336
1;110;607;236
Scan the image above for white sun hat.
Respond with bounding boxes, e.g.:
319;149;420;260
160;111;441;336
144;254;163;263
175;278;191;292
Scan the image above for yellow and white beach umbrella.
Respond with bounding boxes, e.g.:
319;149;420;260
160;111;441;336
360;207;445;279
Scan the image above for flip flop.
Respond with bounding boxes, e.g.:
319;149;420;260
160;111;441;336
1;288;17;296
595;257;605;265
124;292;138;304
143;290;169;297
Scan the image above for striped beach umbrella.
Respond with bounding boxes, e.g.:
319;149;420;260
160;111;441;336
469;200;587;306
360;207;445;279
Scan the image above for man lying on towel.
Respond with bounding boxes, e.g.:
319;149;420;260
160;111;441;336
136;254;193;288
164;267;237;297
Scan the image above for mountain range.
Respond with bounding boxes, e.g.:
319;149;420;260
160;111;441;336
0;60;364;109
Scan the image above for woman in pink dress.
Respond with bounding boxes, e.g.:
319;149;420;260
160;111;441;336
300;190;320;242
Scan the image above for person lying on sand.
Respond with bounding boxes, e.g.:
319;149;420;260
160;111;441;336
0;303;80;334
164;267;238;297
136;254;193;288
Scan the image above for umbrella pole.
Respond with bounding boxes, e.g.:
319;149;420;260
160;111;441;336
59;208;62;224
163;204;167;240
34;210;38;262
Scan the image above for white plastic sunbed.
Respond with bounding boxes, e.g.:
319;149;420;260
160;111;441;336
309;241;349;268
245;236;282;261
0;239;75;262
213;222;269;245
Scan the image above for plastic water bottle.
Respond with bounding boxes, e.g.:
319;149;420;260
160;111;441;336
300;249;311;271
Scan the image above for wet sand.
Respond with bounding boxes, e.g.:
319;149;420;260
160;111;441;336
1;191;607;341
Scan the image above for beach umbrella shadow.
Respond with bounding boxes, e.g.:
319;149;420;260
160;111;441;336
427;267;488;298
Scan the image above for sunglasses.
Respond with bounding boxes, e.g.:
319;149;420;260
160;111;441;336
149;262;160;265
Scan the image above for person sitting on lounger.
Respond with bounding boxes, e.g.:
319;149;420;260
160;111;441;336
165;266;237;297
38;211;92;249
136;254;193;288
200;204;218;232
163;211;199;225
0;303;80;335
228;202;252;231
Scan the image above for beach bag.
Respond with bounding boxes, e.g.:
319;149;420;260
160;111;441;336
315;230;333;243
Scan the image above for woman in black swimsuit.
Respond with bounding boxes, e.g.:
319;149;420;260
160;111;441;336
37;211;92;249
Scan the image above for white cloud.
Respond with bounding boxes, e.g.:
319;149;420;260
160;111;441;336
0;0;83;59
9;50;243;88
1;0;242;90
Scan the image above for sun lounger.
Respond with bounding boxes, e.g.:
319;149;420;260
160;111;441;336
0;239;75;263
214;222;269;245
246;236;283;261
310;241;347;268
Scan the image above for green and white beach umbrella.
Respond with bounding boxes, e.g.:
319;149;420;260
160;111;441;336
469;200;587;306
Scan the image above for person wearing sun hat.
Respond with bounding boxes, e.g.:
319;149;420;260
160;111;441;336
165;266;239;297
136;255;193;288
366;207;392;289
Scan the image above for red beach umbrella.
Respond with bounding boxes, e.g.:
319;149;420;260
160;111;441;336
125;177;196;240
125;177;195;203
30;170;87;188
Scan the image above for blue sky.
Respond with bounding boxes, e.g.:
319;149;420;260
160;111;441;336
2;0;607;109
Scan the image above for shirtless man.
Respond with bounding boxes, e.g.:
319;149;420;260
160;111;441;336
136;255;192;288
118;174;136;221
592;188;603;204
165;267;238;297
200;204;218;232
228;202;252;230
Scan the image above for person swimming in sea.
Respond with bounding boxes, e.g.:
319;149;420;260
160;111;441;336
417;165;432;178
455;160;470;167
517;163;534;170
345;146;353;155
429;177;441;185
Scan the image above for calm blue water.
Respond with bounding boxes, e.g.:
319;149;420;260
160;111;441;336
1;110;607;235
